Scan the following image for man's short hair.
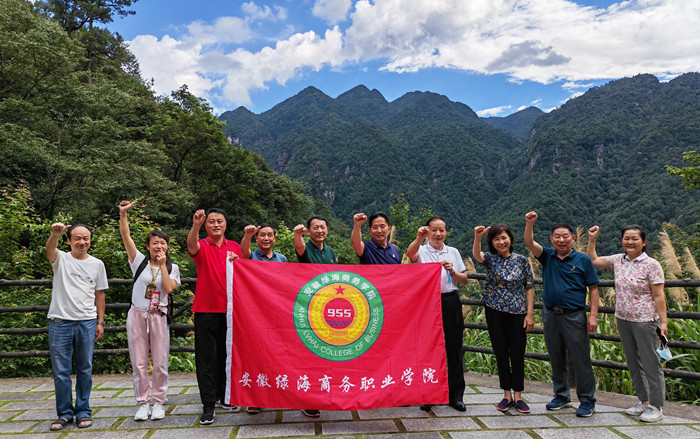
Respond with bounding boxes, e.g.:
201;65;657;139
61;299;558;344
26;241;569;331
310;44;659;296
67;224;93;240
257;223;276;236
368;212;391;227
306;216;328;229
425;216;446;227
550;223;575;235
205;208;227;223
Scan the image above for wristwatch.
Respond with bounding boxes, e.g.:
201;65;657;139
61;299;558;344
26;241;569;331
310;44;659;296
97;321;105;326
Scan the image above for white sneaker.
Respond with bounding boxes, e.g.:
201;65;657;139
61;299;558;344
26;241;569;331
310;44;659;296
639;405;663;423
151;403;165;420
134;403;151;421
626;401;646;416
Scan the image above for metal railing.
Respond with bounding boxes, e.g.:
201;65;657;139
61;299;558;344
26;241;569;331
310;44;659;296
1;275;699;381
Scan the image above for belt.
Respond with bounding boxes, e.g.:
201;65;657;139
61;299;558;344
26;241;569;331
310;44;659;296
49;318;62;323
545;306;584;314
442;290;459;298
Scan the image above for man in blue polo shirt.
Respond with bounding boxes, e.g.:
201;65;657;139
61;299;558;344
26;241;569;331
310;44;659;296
351;212;401;264
240;223;288;262
524;211;599;418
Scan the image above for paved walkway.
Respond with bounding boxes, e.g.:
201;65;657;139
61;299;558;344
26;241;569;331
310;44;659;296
2;371;700;438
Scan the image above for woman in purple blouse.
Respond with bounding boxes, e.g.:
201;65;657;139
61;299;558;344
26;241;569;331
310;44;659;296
473;224;534;413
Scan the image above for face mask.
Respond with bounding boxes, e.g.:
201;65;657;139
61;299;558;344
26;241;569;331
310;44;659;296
656;326;672;361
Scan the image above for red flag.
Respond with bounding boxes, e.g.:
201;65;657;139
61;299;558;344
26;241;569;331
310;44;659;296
225;259;448;410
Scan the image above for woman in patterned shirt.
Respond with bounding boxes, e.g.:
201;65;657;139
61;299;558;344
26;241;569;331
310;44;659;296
587;225;667;423
473;224;534;413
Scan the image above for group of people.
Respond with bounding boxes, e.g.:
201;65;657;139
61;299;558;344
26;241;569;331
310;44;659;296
44;205;669;430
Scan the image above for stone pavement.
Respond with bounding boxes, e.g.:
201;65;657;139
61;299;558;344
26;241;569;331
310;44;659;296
2;371;700;438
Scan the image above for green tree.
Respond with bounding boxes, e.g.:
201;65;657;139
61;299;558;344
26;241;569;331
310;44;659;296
667;150;700;190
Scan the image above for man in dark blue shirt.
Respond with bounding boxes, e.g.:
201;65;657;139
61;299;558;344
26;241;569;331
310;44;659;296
524;211;599;418
351;212;401;264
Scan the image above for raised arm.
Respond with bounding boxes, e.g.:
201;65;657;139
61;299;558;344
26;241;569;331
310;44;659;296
351;213;367;257
472;226;489;264
46;223;69;264
293;224;308;256
523;211;543;258
406;226;429;263
187;209;205;256
118;201;138;263
240;225;260;259
586;225;610;269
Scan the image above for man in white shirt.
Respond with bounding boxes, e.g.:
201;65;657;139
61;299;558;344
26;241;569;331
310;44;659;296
46;223;107;431
407;216;469;412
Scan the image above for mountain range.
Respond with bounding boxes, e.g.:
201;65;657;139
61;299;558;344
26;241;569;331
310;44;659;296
220;73;700;252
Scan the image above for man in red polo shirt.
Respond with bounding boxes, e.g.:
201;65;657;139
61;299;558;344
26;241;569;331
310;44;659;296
187;208;242;425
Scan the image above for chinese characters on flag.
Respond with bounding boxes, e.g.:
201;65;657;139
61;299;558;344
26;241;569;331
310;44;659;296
225;259;448;410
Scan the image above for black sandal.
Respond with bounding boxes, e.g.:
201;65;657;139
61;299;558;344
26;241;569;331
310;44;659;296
49;417;73;431
77;415;93;428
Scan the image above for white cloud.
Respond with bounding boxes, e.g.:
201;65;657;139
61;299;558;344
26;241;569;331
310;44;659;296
127;0;700;111
476;105;512;117
312;0;352;24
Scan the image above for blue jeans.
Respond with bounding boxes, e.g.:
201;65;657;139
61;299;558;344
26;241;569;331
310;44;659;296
48;319;96;419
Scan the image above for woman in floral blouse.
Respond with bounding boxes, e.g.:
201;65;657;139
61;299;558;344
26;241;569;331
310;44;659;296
473;224;534;413
587;225;667;423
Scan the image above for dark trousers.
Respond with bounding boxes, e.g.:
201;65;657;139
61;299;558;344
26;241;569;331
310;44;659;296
195;312;228;406
484;306;526;392
441;291;466;404
542;307;596;404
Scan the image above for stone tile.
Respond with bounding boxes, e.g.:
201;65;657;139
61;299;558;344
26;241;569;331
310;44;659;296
463;386;477;394
358;406;430;419
527;403;576;414
170;404;205;415
595;404;625;413
656;414;700;424
237;423;315;438
521;393;556;403
432;404;505;417
184;387;200;395
166;379;198;387
0;421;37;434
553;412;638;427
29;384;56;392
151;427;232;439
0;401;55;411
93;406;139;418
0;392;52;401
451;431;533;439
614;424;700;438
65;431;148;439
3;434;60;439
13;409;55;421
532;427;624;439
90;390;119;398
0;384;36;393
402;417;480;432
322;420;398;435
282;410;353;422
167;394;202;404
474;386;503;394
90;397;135;407
464;394;508;404
369;434;443;439
0;410;19;421
118;414;198;429
210;412;277;426
31;417;118;433
478;414;560;429
96;381;133;389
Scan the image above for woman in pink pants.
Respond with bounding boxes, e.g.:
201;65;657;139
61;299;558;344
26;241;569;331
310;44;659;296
119;201;181;421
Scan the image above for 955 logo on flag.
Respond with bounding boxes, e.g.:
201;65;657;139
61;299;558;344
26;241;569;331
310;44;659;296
294;271;384;361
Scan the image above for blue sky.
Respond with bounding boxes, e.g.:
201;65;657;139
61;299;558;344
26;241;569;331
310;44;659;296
107;0;700;116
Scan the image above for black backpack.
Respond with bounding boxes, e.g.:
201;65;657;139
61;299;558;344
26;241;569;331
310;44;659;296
132;258;174;325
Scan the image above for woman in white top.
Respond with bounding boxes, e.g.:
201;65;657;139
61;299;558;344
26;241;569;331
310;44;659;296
119;201;181;421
